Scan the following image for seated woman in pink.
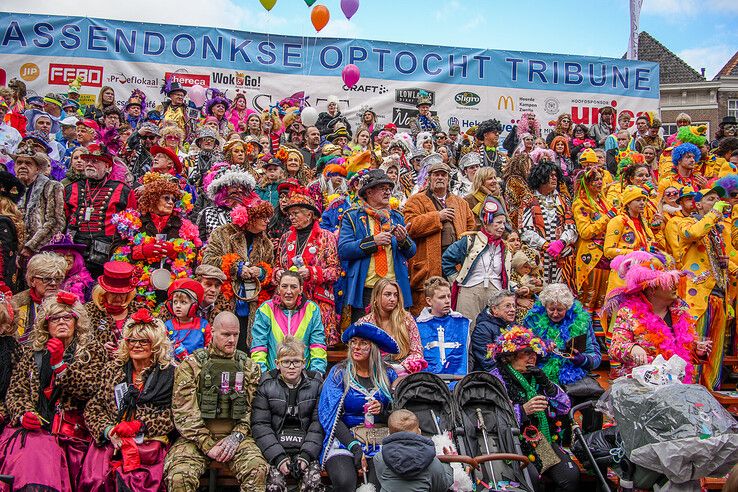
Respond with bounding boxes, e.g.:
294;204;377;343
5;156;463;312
605;251;710;382
358;277;427;375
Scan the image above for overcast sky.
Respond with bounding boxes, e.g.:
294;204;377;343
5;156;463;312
3;0;737;79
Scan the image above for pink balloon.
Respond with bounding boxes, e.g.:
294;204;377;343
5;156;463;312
342;64;360;88
340;0;359;20
189;84;208;107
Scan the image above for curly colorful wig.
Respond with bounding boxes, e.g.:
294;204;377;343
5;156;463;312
517;111;540;136
137;172;183;214
672;143;701;166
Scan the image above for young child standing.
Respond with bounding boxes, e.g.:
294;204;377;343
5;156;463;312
415;277;470;376
164;278;211;360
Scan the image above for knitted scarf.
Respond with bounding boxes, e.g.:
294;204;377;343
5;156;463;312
503;364;552;442
524;300;589;384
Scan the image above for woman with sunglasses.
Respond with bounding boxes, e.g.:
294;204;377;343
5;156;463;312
111;172;201;310
80;308;175;491
319;322;399;491
252;336;325;492
0;291;106;490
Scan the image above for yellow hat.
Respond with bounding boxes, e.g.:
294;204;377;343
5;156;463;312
620;185;648;207
578;148;598;165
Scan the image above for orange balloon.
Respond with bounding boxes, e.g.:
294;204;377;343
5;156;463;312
311;5;330;32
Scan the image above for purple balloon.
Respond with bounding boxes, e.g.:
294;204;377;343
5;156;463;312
340;0;359;20
342;64;360;88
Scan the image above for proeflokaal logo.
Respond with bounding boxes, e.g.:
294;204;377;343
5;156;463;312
454;92;480;107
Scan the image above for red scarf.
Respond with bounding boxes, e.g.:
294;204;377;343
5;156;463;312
150;213;170;233
29;288;43;304
285;221;320;268
479;229;508;288
104;302;126;316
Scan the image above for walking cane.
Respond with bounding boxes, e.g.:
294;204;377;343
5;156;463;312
476;407;498;489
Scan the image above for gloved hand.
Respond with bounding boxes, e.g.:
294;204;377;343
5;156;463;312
111;420;143;438
528;367;557;396
291;454;309;480
133;242;164;262
349;442;363;470
162;241;177;259
570;352;587;367
546;240;566;259
21;411;42;431
713;201;731;213
404;359;428;374
46;338;66;374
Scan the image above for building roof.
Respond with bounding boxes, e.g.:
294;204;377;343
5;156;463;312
714;51;738;80
633;31;706;84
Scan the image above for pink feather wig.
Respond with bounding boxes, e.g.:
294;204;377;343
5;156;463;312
529;148;556;165
517;111;540;136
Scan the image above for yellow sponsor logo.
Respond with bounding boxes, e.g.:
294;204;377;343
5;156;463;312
497;95;514;111
19;63;39;82
78;94;97;106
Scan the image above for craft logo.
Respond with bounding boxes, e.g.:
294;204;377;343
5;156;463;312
49;64;103;87
164;72;210;87
497;95;514;111
19;63;39;82
454;92;481;107
343;84;388;94
544;97;560;115
108;72;159;88
392;107;437;129
211;71;261;88
395;88;434;106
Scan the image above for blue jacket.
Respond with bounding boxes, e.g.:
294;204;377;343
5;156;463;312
471;309;509;372
338;207;416;309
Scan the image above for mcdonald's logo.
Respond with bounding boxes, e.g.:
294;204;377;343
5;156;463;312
497;95;514;111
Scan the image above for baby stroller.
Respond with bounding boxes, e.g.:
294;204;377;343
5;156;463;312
573;370;738;492
394;372;534;492
454;372;535;492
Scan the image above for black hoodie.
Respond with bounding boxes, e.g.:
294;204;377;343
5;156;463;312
373;431;453;492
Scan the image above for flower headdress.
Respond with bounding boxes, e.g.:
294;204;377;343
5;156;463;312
488;325;550;359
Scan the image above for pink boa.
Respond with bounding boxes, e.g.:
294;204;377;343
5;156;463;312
621;295;696;382
60;271;94;302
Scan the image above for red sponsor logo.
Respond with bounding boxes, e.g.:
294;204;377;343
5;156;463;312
165;72;210;87
48;64;104;87
0;69;6;86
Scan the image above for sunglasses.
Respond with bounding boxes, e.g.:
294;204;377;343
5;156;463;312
125;338;152;347
160;195;176;203
664;191;679;197
140;135;158;140
35;276;64;285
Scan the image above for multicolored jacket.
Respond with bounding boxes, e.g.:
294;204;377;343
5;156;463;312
250;297;327;374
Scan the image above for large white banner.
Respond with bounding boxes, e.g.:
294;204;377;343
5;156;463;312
0;12;660;137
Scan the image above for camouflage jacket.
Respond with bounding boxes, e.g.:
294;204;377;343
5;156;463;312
172;344;261;454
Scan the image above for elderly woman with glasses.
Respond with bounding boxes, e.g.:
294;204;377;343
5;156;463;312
12;251;68;345
111;172;201;311
0;291;106;491
80;308;176;491
252;337;325;492
273;188;340;346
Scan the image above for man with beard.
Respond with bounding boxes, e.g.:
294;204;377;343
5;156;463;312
195;264;227;324
711;116;738;150
300;126;323;170
65;142;133;277
404;157;475;314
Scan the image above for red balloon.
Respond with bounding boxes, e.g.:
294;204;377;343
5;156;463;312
311;5;330;32
342;64;360;88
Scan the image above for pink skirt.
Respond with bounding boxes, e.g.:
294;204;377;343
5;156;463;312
0;426;90;492
78;440;167;492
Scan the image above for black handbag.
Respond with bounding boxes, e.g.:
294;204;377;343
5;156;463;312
563;375;604;399
278;427;306;453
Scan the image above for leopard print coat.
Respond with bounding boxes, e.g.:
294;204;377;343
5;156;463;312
84;360;175;443
6;340;106;426
86;301;144;351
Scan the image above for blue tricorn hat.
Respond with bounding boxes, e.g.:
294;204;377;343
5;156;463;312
341;322;399;355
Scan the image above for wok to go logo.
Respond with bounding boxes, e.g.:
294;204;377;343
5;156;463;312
454;92;480;107
497;95;514;111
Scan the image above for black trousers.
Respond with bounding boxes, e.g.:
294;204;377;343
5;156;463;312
528;444;580;492
349;288;373;324
324;454;378;492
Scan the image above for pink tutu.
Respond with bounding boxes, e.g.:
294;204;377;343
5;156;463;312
79;440;167;492
0;426;90;492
